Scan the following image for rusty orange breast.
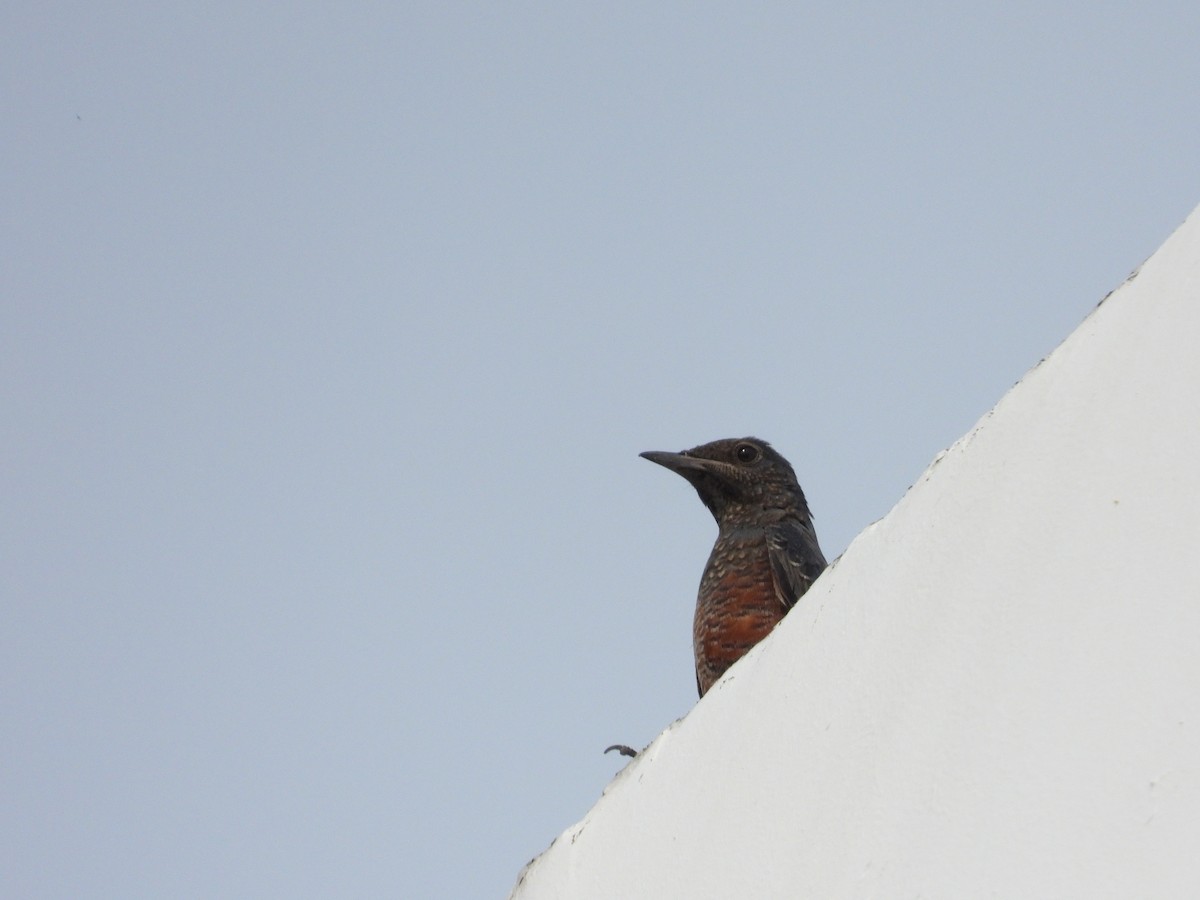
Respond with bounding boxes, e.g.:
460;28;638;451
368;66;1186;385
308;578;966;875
693;536;784;695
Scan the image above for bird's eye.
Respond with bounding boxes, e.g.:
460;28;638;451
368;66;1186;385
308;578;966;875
735;443;760;463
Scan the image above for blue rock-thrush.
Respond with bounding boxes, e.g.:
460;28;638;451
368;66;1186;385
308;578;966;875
641;437;827;696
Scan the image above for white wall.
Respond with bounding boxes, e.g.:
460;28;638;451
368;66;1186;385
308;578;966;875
511;204;1200;899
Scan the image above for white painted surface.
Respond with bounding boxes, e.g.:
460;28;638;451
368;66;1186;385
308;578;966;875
511;205;1200;899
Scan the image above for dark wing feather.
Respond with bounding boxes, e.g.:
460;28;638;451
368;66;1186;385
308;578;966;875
765;519;827;611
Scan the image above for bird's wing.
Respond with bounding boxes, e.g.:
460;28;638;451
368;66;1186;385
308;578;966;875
765;519;827;611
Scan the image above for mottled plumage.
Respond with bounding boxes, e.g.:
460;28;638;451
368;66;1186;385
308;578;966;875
641;437;826;696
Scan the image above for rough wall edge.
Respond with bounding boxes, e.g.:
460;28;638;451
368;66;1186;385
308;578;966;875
507;202;1200;899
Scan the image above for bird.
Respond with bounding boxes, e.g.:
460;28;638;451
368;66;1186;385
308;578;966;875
641;437;826;697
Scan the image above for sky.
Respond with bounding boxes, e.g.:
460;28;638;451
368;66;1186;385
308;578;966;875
4;4;1199;898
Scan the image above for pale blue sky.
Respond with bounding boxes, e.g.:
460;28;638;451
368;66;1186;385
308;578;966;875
4;4;1198;897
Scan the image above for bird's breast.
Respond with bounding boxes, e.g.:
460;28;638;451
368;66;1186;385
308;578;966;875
693;534;785;693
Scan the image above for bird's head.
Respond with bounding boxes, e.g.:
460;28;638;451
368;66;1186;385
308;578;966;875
640;437;811;529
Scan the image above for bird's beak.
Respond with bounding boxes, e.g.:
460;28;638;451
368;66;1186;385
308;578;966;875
639;450;720;476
